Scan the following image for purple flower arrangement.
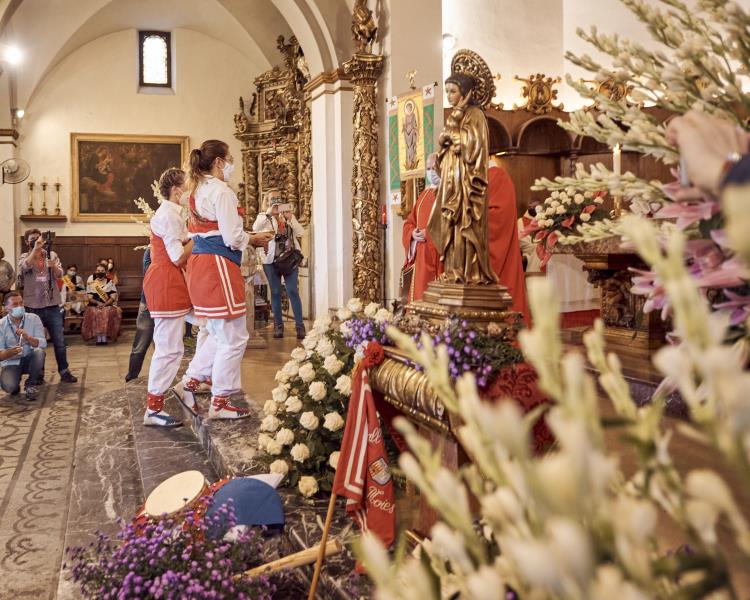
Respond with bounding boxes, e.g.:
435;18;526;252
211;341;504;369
414;319;523;389
342;317;391;351
65;499;277;599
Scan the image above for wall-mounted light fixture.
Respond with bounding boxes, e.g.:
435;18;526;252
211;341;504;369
2;45;22;66
442;33;457;51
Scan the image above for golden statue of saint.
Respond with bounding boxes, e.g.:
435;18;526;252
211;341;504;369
427;72;497;285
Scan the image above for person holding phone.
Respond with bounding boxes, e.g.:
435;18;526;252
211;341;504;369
252;190;306;339
0;292;46;399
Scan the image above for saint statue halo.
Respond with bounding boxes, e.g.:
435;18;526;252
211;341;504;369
427;50;497;285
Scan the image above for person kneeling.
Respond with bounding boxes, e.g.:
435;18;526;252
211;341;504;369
0;292;46;400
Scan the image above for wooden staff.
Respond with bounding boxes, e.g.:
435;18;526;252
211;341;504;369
235;537;342;580
307;491;338;600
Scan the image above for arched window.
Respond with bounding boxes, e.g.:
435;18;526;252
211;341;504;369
139;31;171;88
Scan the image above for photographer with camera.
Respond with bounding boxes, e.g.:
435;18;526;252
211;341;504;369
252;190;305;339
17;228;77;384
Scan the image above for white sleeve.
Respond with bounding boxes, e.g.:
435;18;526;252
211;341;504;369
252;214;270;233
151;211;185;264
288;215;305;238
215;189;250;251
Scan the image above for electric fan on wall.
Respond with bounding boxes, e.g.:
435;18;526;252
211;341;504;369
1;157;30;184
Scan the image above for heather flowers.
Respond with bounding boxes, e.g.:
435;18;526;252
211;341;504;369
66;500;276;599
414;318;523;389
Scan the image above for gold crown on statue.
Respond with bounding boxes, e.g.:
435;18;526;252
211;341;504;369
450;49;496;109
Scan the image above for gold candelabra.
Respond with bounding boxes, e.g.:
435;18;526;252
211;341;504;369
54;180;61;215
40;180;48;215
26;180;35;215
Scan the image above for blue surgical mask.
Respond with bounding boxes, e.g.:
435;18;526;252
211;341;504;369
426;169;440;187
10;306;25;319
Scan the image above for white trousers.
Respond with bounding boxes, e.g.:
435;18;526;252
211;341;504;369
205;316;248;397
185;324;214;382
147;316;185;395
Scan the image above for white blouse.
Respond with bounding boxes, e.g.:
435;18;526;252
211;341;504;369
252;212;304;264
190;176;249;252
150;200;188;264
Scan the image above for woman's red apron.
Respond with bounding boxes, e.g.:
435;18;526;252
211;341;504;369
143;233;192;319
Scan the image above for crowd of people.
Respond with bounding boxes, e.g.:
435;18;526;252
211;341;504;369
1;138;307;409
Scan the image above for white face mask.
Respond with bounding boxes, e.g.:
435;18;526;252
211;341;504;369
426;169;440;187
221;160;235;181
179;193;189;207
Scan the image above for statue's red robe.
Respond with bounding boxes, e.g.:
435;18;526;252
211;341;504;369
401;187;440;302
488;165;530;325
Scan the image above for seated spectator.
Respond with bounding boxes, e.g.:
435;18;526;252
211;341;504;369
61;263;86;316
0;292;46;400
82;264;121;345
105;257;119;285
0;246;13;306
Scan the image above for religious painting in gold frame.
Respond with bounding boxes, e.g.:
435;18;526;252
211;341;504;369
397;90;427;179
71;133;189;222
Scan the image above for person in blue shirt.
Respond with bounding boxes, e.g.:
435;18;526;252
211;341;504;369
0;291;46;400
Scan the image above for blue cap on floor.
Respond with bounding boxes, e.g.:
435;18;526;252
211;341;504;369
206;478;285;530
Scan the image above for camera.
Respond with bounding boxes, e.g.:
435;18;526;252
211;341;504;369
43;230;55;254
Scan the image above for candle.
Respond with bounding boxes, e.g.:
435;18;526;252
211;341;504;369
613;144;621;177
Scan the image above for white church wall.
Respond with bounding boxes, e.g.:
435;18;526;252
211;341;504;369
441;0;565;108
14;27;260;242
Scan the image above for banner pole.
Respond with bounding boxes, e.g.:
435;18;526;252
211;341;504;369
307;490;338;600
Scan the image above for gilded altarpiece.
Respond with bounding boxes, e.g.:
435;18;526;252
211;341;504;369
234;36;312;227
234;36;312;316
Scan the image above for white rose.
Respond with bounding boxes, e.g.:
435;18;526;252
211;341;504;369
337;307;352;321
263;400;278;416
269;459;289;478
323;411;344;432
534;204;544;214
274;369;290;383
346;297;363;313
545;207;555;216
302;336;318;350
313;314;332;331
594;196;604;204
309;381;327;402
290;442;310;462
324;354;344;376
562;195;572;205
574;194;585;205
265;439;283;455
291;347;307;362
298;475;319;498
299;411;320;430
566;186;576;196
545;219;555;227
555;205;565;214
580;213;591;222
272;385;289;403
551;191;559;198
285;395;303;413
335;374;352;396
275;427;295;446
257;433;273;451
374;308;391;323
298;362;316;383
260;415;280;432
339;321;352;336
584;190;594;199
329;451;340;470
364;302;379;318
283;360;299;377
316;337;334;357
549;200;560;208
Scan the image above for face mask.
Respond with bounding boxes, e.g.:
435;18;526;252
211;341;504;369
67;270;76;276
426;169;441;187
10;306;24;319
96;273;106;279
221;160;235;181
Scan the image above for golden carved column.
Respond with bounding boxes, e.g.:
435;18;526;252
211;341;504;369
245;152;259;224
343;52;384;303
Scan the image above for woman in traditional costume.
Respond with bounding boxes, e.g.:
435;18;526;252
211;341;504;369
427;72;497;285
184;140;272;420
82;264;121;344
141;168;193;428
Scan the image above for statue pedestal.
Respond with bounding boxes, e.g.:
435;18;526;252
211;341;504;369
554;238;666;356
406;279;520;331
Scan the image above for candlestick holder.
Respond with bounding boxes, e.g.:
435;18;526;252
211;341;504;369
26;181;35;215
611;194;623;219
41;181;48;216
54;182;61;215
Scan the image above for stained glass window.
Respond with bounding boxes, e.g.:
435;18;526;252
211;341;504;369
139;31;171;88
